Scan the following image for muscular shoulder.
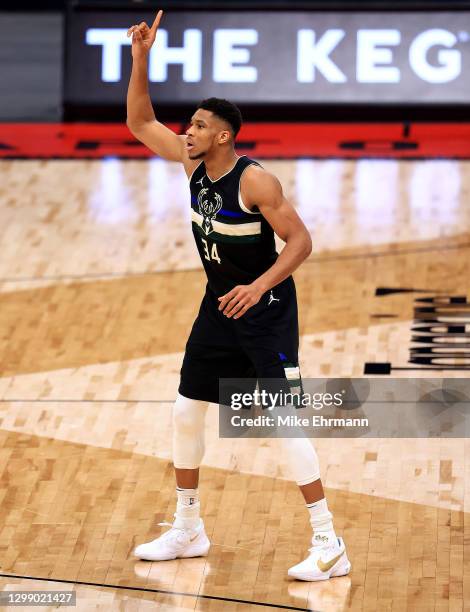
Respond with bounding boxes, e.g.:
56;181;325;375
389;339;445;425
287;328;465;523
241;164;282;211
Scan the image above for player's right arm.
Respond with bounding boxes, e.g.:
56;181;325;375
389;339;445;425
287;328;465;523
126;11;194;171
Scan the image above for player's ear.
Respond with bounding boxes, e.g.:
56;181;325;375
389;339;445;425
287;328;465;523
218;130;231;145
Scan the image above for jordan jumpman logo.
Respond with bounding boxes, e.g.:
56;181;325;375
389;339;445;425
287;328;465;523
268;290;280;305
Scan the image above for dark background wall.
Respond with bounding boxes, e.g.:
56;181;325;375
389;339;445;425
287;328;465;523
3;0;470;8
1;2;469;122
0;13;62;121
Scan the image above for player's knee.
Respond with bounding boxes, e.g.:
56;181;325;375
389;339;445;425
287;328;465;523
173;393;208;435
281;437;321;485
173;407;200;434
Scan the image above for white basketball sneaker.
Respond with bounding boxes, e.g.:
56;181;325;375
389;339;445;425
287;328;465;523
288;534;351;581
134;519;210;561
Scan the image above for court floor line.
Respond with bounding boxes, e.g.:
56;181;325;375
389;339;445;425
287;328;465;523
0;399;173;403
0;240;469;285
0;399;467;404
0;573;311;612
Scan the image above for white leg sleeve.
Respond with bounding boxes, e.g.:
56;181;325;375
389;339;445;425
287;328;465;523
280;437;321;486
172;393;209;469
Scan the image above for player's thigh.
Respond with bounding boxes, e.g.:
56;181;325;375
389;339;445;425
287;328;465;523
242;346;302;401
179;342;256;404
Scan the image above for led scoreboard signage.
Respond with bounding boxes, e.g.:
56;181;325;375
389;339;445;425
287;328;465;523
64;11;470;106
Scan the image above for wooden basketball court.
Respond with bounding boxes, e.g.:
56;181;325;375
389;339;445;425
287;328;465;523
0;157;469;610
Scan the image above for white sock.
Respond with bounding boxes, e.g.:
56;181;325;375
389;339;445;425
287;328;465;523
307;498;337;545
173;487;200;530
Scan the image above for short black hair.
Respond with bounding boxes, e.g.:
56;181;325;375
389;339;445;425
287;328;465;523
197;97;243;138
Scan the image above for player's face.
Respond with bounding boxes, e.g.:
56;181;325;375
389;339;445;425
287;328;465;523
185;109;231;159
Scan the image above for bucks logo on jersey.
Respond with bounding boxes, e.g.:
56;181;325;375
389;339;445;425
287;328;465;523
197;188;223;235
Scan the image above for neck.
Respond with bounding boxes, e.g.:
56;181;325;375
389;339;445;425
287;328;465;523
203;149;239;181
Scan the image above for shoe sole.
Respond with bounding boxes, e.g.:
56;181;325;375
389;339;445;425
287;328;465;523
135;541;210;562
288;559;351;581
180;542;211;558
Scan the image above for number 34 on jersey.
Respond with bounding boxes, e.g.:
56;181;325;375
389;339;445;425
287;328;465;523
201;238;221;264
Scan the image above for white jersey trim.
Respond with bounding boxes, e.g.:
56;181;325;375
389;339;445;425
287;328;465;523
191;209;261;236
284;366;300;381
238;163;261;215
206;155;246;183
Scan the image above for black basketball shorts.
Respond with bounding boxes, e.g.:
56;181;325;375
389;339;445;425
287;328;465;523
178;276;301;404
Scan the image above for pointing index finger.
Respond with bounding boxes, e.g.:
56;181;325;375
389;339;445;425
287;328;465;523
150;10;163;33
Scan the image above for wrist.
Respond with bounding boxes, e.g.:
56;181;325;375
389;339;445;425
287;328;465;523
252;278;269;294
132;52;149;65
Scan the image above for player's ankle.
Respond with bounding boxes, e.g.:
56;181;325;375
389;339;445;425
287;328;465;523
311;529;337;547
173;486;201;529
173;514;201;530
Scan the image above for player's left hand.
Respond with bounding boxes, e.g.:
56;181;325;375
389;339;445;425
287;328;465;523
218;283;265;319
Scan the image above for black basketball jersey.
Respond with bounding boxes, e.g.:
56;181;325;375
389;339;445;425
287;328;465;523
189;155;278;295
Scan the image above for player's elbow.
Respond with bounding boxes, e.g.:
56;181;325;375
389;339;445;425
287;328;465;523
126;118;140;136
285;229;312;260
126;118;148;138
126;119;139;138
301;232;312;259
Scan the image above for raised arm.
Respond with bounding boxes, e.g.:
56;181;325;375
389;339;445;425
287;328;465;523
126;11;195;172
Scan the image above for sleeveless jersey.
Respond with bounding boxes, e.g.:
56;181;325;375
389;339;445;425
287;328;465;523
189;155;278;295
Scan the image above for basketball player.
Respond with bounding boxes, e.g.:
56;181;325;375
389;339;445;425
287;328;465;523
126;11;350;581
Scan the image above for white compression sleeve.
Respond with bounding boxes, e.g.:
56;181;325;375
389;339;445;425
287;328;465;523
172;393;209;469
280;437;321;486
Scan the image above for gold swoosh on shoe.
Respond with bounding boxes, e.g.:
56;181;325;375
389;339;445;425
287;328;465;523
317;550;344;572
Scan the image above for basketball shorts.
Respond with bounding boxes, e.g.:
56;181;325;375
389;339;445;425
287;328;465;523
178;276;301;404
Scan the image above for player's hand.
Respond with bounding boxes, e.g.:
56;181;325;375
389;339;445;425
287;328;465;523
218;283;265;319
127;10;163;59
